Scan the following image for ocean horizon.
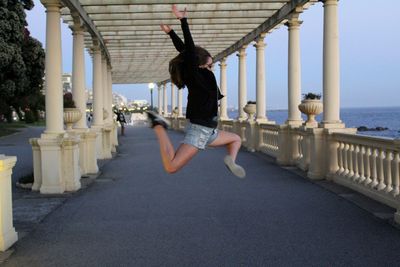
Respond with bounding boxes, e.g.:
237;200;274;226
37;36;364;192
225;106;400;139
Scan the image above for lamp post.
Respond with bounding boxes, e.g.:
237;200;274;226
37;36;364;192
148;82;154;110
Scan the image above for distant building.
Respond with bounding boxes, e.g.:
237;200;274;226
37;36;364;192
113;93;128;107
131;100;148;107
62;73;72;93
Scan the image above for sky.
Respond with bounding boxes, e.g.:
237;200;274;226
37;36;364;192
26;0;400;109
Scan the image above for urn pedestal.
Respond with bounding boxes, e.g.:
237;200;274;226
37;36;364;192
298;99;323;127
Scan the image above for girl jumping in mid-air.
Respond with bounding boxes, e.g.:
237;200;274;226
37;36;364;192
146;4;245;178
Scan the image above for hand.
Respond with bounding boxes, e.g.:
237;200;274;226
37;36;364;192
172;4;187;19
160;24;172;34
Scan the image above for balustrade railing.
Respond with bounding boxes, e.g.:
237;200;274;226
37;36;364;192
293;128;312;171
331;133;400;208
258;124;280;158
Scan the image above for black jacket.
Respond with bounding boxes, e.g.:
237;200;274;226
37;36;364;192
168;18;223;128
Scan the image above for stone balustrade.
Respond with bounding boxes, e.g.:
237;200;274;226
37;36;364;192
329;133;400;216
257;123;279;158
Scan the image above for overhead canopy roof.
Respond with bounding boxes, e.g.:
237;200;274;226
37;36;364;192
61;0;315;84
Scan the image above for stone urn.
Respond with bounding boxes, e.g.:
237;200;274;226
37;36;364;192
243;103;256;121
298;99;323;127
63;108;82;130
103;108;109;120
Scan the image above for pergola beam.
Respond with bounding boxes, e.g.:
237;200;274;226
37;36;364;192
62;0;111;65
77;3;285;13
214;0;310;61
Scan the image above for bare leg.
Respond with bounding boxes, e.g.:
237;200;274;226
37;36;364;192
153;125;199;173
208;130;241;161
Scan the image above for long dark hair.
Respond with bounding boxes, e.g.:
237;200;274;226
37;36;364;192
169;46;211;89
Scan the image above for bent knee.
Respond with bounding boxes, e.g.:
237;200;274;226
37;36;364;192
165;165;179;174
233;134;242;143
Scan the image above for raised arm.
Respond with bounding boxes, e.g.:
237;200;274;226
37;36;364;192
161;24;185;52
172;4;195;51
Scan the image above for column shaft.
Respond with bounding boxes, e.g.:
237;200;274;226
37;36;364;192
322;0;342;126
158;85;162;114
43;1;64;134
178;88;183;117
286;15;303;125
102;56;109;123
163;83;168;115
237;46;248;120
171;83;176;112
71;26;87;129
91;45;103;126
254;35;268;122
219;58;228;120
107;66;113;117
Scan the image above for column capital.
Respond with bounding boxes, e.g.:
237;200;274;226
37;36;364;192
236;46;247;57
219;58;227;68
254;34;266;49
70;12;85;33
285;11;303;28
40;0;62;9
91;39;101;53
320;0;339;6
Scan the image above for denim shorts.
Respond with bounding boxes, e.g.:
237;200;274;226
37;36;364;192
183;122;219;150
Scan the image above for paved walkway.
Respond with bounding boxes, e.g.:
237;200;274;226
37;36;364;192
0;126;43;189
2;125;400;266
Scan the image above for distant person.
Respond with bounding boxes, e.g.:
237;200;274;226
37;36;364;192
115;109;127;136
146;5;245;178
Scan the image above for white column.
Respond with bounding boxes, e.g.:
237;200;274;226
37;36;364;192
41;0;64;135
237;46;248;120
286;12;303;126
102;55;109;123
163;83;168;115
157;84;162;114
0;155;18;251
321;0;343;127
71;20;87;129
107;65;113;118
178;88;183;117
219;57;229;120
254;34;269;123
91;44;105;160
91;43;103;127
171;83;176;112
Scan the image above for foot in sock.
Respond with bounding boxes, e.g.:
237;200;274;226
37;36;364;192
224;155;246;178
146;111;171;129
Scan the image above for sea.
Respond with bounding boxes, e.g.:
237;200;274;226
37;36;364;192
227;106;400;139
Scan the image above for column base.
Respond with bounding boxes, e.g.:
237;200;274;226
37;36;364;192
91;125;105;159
256;118;275;125
37;136;65;194
71;128;99;175
62;135;81;192
219;116;231;121
319;121;345;129
0;228;18;252
103;125;113;159
285;119;303;127
40;184;65;194
29;138;42;191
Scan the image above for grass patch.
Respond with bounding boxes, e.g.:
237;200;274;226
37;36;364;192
28;120;45;127
0;122;27;137
0;120;45;137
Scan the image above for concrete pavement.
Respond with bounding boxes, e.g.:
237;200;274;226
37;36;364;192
2;125;400;266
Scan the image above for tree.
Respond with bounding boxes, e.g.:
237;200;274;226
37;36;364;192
0;0;44;123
